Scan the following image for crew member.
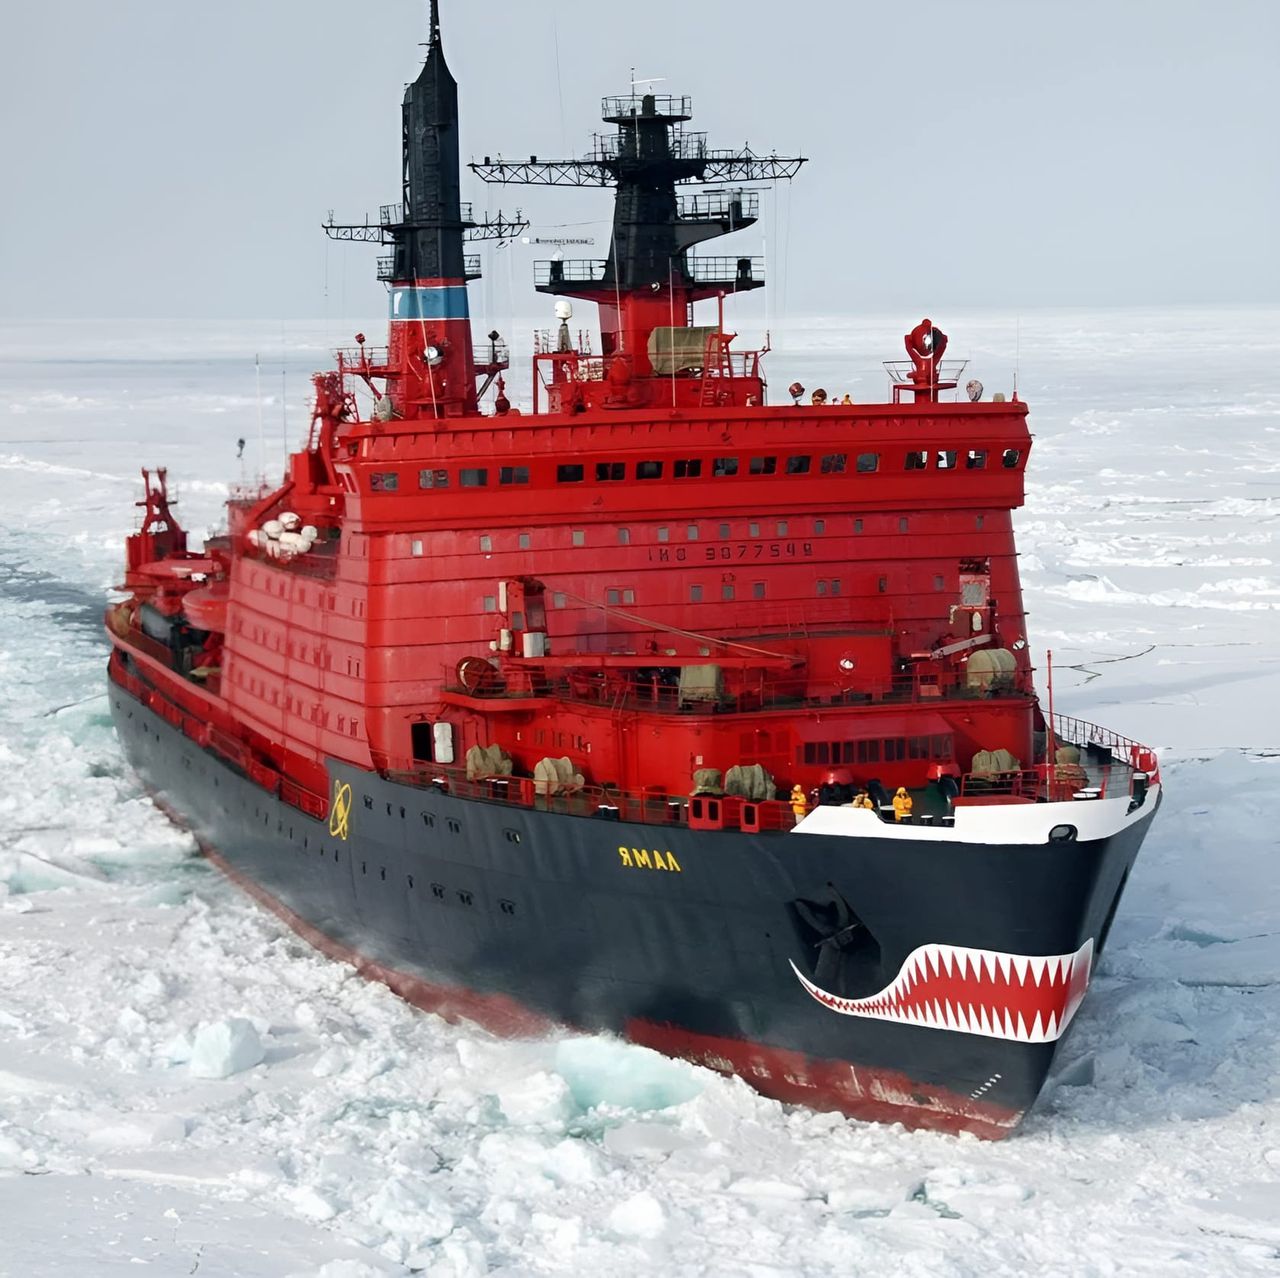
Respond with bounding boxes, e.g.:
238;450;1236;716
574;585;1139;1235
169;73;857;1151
852;788;874;810
892;786;914;822
789;784;809;823
810;388;828;406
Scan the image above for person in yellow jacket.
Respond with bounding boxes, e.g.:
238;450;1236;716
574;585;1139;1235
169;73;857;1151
852;789;874;810
789;784;809;824
892;787;914;822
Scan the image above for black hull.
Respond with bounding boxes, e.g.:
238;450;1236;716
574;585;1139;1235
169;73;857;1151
110;681;1158;1137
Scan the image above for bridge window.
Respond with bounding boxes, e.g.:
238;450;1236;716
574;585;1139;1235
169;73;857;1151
856;453;879;473
572;530;586;547
657;527;670;542
719;523;731;539
479;535;492;552
618;527;630;545
596;461;625;481
749;456;777;475
411;539;423;556
749;522;760;537
713;457;739;477
686;524;699;540
636;460;664;480
1002;448;1022;469
854;518;863;533
557;464;584;483
820;454;847;474
905;451;927;470
936;450;957;469
786;455;812;475
370;471;399;492
722;584;735;601
899;517;908;532
623;588;635;605
753;582;766;599
460;468;488;487
814;519;825;534
607;589;622;605
690;584;703;602
967;449;988;469
519;532;531;549
674;458;702;478
499;465;529;485
776;520;789;536
553;592;566;608
482;595;496;612
419;468;449;488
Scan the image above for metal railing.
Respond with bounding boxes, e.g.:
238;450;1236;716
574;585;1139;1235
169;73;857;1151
379;201;474;227
883;359;970;386
535;259;610;286
474;340;511;368
677;190;759;222
377;253;481;281
602;93;693;120
590;129;709;162
686;256;764;284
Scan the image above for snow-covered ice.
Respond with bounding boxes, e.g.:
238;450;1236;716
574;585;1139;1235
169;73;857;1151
1;309;1279;1275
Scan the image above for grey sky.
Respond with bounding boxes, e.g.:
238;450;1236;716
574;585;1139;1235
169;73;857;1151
1;0;1274;321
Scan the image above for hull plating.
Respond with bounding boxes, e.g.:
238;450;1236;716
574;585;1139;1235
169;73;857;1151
110;680;1157;1137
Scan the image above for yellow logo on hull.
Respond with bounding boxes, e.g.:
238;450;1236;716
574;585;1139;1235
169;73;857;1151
329;780;353;840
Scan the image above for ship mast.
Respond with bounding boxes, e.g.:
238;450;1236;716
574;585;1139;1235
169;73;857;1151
323;1;525;418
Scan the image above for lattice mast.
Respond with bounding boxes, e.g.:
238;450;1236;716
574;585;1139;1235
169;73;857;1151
472;91;804;376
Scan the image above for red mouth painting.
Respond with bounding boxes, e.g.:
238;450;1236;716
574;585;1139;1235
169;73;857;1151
791;937;1094;1043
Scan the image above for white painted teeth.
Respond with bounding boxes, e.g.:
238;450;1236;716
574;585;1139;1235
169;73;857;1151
789;937;1096;1044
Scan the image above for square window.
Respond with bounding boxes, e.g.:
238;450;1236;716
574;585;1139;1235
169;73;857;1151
786;455;811;475
686;524;699;540
713;457;739;477
370;471;399;492
519;532;531;550
419;468;449;489
749;456;777;475
936;450;957;470
622;588;635;605
820;453;847;474
674;458;702;478
596;461;625;481
749;522;760;537
657;527;670;543
966;449;988;469
572;530;586;547
856;453;879;473
722;584;735;601
607;588;622;606
410;539;424;556
636;460;663;480
776;520;788;536
752;582;766;599
553;592;567;608
690;584;703;602
814;519;825;534
934;574;945;590
557;464;584;483
499;465;530;485
483;595;496;612
479;534;492;552
1002;448;1022;469
719;523;731;539
618;528;631;545
461;468;488;487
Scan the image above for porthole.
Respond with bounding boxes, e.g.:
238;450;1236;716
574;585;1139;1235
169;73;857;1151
1048;824;1078;843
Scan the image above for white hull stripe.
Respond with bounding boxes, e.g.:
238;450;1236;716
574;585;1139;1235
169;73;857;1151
791;937;1094;1043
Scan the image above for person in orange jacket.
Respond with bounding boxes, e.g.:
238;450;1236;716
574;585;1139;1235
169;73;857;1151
789;784;809;823
892;786;914;822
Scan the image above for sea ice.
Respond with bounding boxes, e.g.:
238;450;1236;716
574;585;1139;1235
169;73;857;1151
187;1017;265;1078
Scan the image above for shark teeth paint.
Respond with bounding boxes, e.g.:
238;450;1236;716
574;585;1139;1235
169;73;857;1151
791;938;1094;1043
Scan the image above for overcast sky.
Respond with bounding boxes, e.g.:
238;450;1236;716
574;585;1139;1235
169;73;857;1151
1;0;1275;322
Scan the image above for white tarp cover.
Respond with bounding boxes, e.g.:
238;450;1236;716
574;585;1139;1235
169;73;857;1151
465;743;513;780
533;756;585;796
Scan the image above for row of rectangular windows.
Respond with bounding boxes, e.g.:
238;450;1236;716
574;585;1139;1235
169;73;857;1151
368;449;1023;492
801;735;954;766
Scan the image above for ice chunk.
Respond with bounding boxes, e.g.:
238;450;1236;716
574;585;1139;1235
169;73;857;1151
606;1191;666;1239
187;1017;264;1079
553;1037;703;1112
495;1069;572;1126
